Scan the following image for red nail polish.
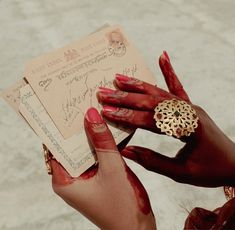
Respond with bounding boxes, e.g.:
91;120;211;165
163;50;170;62
116;74;130;82
99;87;115;94
86;107;103;123
102;106;118;112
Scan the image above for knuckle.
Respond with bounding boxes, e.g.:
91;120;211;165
192;105;206;115
90;122;108;134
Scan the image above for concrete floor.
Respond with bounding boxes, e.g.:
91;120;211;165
1;0;235;229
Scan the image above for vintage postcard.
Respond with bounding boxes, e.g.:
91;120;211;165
1;25;109;116
24;25;156;139
1;79;27;114
2;25;157;176
19;84;95;177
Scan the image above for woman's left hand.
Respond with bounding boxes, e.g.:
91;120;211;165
96;51;235;187
50;108;156;230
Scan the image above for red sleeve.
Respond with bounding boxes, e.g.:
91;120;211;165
184;198;235;229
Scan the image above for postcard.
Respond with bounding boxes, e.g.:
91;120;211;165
2;25;156;176
19;84;95;177
1;79;27;114
24;25;156;139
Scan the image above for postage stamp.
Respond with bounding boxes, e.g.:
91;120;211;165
106;29;127;57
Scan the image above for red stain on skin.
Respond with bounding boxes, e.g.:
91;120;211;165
125;166;152;215
51;160;97;186
79;164;98;180
159;53;179;92
159;51;190;102
51;159;77;186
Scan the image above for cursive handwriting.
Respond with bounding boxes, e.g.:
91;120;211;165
61;75;113;125
122;64;137;77
39;78;52;91
62;88;84;125
65;68;97;86
56;52;108;81
21;91;34;103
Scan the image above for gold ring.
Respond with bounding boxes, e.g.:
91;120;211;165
224;186;235;200
42;144;55;175
153;99;199;138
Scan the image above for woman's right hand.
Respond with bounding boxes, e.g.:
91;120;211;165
50;108;156;230
97;51;235;187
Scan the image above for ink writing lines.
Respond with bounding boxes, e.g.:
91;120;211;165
122;64;137;77
56;52;108;81
61;75;113;126
38;78;52;91
60;63;138;127
20;89;95;172
37;51;108;92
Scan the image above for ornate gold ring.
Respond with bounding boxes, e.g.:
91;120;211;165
153;99;199;138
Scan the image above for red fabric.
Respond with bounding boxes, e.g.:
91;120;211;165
184;198;235;229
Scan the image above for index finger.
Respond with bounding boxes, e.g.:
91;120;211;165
114;74;162;96
159;51;191;102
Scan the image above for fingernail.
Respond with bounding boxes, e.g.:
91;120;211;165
121;148;138;162
102;105;119;113
99;87;115;94
116;74;130;82
86;107;103;123
163;50;170;62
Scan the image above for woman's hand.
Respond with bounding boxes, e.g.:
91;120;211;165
51;108;156;230
97;51;235;187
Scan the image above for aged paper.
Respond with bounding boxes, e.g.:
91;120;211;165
19;84;95;177
2;25;157;176
24;25;156;138
1;79;27;114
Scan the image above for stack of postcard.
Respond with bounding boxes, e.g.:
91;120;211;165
1;25;156;177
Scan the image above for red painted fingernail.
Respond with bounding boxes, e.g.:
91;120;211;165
102;105;119;113
163;50;170;62
116;74;130;82
99;87;115;94
121;149;137;161
86;107;103;123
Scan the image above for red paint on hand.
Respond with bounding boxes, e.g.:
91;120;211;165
51;159;76;186
159;51;190;102
116;74;130;82
125;166;152;215
79;164;98;180
86;107;103;123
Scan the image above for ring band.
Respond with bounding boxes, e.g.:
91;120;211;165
224;186;235;200
42;144;55;175
153;99;199;138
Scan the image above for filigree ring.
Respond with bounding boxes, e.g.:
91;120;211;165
154;99;199;138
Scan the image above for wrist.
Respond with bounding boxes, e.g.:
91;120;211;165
134;214;156;230
100;213;157;230
137;217;157;230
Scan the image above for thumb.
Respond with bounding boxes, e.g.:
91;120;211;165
84;107;124;172
121;146;187;182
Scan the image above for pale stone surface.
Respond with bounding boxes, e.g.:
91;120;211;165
0;0;235;229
